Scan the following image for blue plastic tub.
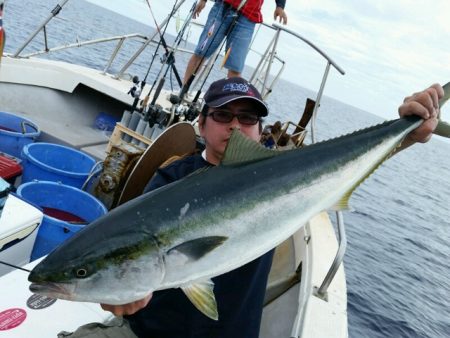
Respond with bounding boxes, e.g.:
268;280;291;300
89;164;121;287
0;111;40;159
21;142;96;188
95;112;120;132
16;181;107;260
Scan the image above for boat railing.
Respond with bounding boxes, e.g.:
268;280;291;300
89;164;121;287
268;23;345;144
17;33;150;74
315;211;347;299
248;23;286;100
13;0;71;57
12;0;190;79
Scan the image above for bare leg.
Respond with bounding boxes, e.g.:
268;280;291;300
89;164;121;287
183;54;205;84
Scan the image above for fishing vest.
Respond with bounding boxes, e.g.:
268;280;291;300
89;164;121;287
224;0;264;23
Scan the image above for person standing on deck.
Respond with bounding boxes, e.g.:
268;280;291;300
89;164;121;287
183;0;288;83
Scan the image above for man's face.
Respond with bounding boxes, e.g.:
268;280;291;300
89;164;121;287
199;99;262;165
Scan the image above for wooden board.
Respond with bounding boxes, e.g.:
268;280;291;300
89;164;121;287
106;123;153;154
117;122;197;205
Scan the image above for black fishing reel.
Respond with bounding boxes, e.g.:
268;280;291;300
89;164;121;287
184;104;201;122
171;103;201;123
169;93;182;105
145;104;166;128
127;76;142;99
160;50;175;66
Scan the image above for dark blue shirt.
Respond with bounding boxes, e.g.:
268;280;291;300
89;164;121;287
126;154;275;338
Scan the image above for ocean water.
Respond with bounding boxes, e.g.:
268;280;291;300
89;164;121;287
3;1;450;337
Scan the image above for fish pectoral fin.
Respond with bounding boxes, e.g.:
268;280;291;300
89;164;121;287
182;280;218;321
221;129;281;166
167;236;227;261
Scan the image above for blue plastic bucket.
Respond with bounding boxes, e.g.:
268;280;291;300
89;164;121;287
0;111;40;159
21;143;96;188
16;181;107;261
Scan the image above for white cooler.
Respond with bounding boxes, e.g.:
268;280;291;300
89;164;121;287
0;258;113;335
0;194;43;276
0;194;112;336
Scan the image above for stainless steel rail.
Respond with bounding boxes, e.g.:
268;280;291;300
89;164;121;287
271;23;345;145
20;34;147;58
316;211;347;299
12;0;188;80
13;0;70;57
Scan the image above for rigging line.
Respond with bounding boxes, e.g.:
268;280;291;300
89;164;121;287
0;260;31;273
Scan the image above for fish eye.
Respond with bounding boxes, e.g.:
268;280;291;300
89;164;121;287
75;268;88;278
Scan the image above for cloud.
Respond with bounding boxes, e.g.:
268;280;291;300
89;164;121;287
277;1;450;116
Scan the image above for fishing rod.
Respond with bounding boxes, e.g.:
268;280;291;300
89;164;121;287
13;0;70;57
174;0;249;105
151;1;196;92
143;0;182;87
142;0;188;108
126;1;197;140
143;0;198;127
128;0;181;113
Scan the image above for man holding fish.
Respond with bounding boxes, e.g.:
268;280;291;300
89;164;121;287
45;78;445;338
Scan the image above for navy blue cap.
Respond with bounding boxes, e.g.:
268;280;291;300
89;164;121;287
204;77;269;117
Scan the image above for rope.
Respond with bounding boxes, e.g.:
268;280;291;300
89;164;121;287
0;260;31;273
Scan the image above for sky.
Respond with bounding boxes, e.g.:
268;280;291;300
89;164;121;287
86;0;450;120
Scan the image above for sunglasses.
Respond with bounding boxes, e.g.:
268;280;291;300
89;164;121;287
207;110;260;125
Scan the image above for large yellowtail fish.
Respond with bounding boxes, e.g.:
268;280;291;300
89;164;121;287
28;83;450;320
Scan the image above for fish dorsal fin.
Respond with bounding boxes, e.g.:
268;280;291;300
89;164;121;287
221;129;281;166
182;279;218;320
166;236;227;261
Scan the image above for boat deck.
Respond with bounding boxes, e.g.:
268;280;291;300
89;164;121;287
0;57;174;160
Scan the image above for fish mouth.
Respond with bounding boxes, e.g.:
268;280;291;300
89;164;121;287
29;282;75;300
